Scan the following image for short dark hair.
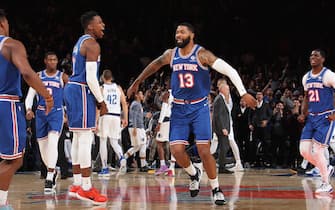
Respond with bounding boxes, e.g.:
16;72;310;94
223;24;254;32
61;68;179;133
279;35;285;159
178;22;195;33
80;10;99;29
44;51;57;59
0;9;6;20
313;48;326;58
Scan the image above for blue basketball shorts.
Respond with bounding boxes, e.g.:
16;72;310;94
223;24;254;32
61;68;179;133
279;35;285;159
0;100;26;159
64;83;96;131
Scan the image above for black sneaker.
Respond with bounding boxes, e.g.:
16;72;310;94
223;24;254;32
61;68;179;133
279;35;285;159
212;187;227;205
189;166;201;197
44;180;54;194
140;165;149;172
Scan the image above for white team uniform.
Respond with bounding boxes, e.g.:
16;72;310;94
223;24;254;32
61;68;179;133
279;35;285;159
98;83;122;139
156;89;173;142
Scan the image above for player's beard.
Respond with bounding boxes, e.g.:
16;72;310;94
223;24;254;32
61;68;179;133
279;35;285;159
175;36;191;48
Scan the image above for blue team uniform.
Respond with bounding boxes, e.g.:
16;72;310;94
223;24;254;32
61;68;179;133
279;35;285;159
300;68;335;144
35;70;64;140
0;36;26;159
64;34;98;131
169;44;211;144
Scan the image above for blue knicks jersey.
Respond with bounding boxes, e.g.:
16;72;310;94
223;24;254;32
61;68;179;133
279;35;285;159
70;34;100;83
0;36;22;97
306;68;334;113
170;45;210;100
38;70;64;108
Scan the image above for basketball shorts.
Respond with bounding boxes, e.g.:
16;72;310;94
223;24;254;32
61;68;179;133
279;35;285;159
35;107;64;140
98;115;121;139
0;101;26;159
64;83;96;131
170;99;211;145
128;127;147;146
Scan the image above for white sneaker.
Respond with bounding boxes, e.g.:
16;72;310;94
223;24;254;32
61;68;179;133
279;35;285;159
315;182;333;194
212;187;227;205
119;158;127;175
189;166;201;197
305;167;320;177
229;163;244;172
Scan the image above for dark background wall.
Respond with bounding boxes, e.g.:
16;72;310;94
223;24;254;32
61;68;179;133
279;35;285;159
2;0;335;90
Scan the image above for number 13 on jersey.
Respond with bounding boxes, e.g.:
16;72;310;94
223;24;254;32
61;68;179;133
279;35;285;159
179;73;194;88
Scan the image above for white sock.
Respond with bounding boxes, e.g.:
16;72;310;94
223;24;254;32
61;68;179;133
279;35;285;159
208;177;219;189
82;177;92;191
301;159;308;169
160;160;166;167
0;190;8;206
184;163;196;176
140;159;147;167
229;139;242;165
46;171;54;181
73;174;82;186
100;137;108;169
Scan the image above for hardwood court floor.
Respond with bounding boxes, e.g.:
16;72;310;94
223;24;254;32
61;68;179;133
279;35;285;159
6;168;335;210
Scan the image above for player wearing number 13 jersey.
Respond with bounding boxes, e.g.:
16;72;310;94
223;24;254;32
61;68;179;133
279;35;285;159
126;22;257;205
299;49;335;194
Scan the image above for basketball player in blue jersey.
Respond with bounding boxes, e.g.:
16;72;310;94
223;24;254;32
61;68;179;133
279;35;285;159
0;9;53;210
298;49;335;194
63;11;108;205
25;51;68;194
127;22;257;205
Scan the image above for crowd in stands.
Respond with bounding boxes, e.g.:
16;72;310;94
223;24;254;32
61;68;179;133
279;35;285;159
3;0;335;174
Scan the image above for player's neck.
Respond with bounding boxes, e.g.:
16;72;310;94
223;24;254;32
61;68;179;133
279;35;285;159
104;81;112;84
311;65;324;74
45;69;57;76
179;43;194;56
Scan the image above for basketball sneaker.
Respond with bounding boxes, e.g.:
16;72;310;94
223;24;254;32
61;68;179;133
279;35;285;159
154;165;169;176
68;184;81;197
315;182;333;194
189;166;201;197
98;168;110;178
44;180;55;194
166;168;175;177
212;187;227;205
76;187;108;205
305;167;320;177
119;158;127;175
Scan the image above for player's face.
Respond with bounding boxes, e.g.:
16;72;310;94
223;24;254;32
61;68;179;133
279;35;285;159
309;50;324;67
90;15;105;39
44;55;58;71
175;25;193;48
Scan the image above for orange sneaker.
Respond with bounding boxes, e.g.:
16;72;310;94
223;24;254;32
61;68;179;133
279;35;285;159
76;187;108;205
68;185;81;197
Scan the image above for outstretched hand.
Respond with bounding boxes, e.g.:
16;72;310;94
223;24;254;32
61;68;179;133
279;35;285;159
241;93;257;109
